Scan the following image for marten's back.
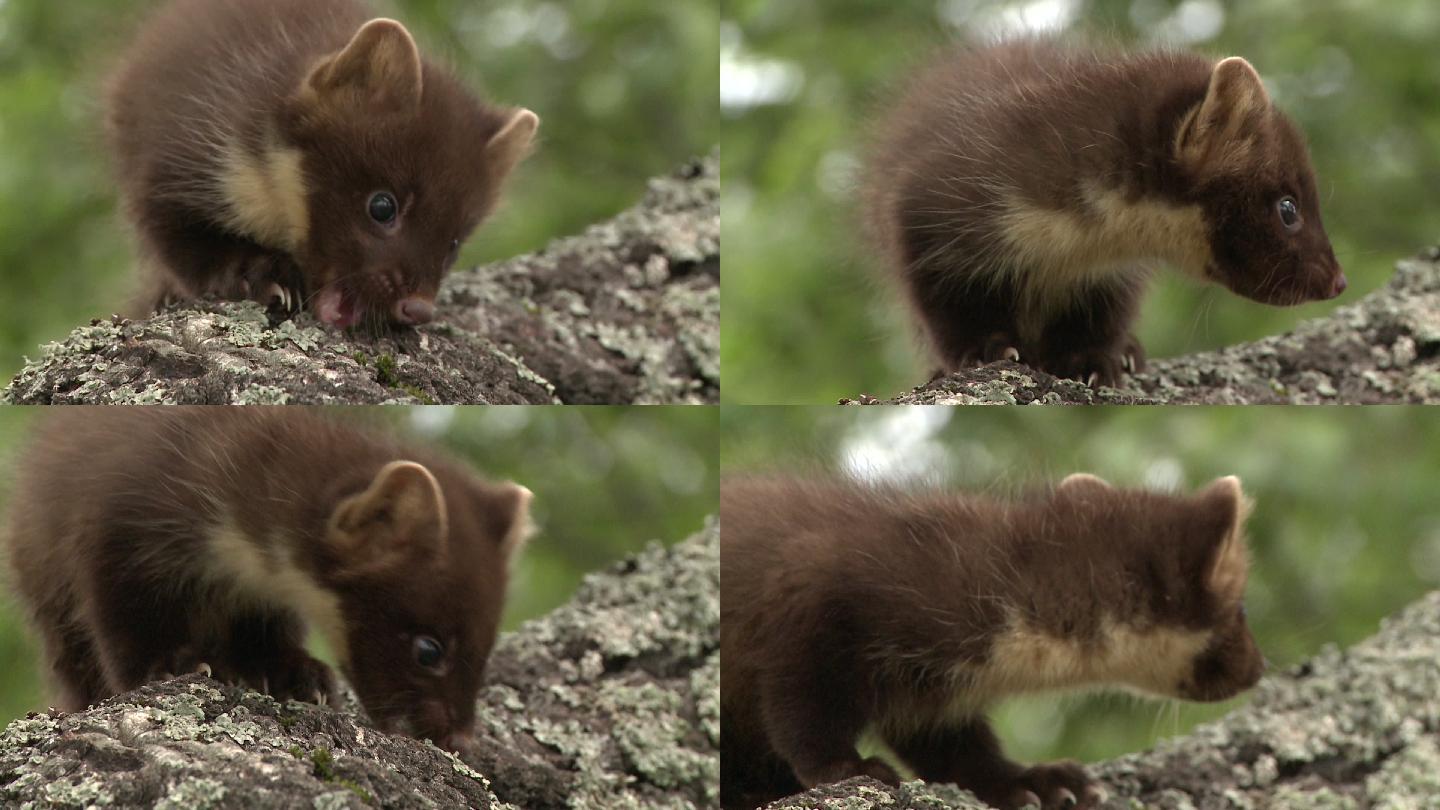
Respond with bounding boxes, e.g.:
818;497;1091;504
106;0;368;214
863;39;1214;275
2;408;422;612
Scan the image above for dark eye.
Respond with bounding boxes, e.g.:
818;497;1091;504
412;635;445;670
1275;197;1301;231
369;192;399;225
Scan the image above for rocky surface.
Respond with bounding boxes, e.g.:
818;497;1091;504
0;519;720;809
763;590;1440;809
3;155;719;406
850;247;1440;405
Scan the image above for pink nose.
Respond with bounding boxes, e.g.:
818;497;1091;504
393;297;436;325
1330;273;1348;299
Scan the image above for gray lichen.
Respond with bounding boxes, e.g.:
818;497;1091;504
860;246;1440;406
468;518;721;809
770;590;1440;809
0;520;720;809
3;155;719;406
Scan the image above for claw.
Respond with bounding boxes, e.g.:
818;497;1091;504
195;662;213;678
314;690;328;707
1057;787;1077;808
1085;372;1099;388
260;675;271;696
1002;347;1020;362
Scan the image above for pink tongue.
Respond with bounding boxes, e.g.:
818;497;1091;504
316;287;362;328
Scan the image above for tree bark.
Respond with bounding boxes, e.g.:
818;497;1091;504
0;519;720;809
762;589;1440;809
3;155;719;406
848;247;1440;405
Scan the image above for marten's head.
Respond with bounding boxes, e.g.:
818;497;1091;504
279;19;537;328
1175;57;1344;306
320;460;532;750
1025;473;1265;703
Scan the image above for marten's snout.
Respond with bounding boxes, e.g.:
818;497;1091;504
393;297;436;326
1325;271;1348;300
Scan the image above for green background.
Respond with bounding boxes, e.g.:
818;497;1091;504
722;0;1440;403
722;406;1440;766
0;406;718;728
0;0;718;382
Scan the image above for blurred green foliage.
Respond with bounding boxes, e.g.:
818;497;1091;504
0;405;718;728
721;406;1440;764
0;0;718;381
722;0;1440;403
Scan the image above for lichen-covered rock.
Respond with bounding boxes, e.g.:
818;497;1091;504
764;590;1440;809
0;519;720;809
3;155;719;406
856;247;1440;406
470;518;720;809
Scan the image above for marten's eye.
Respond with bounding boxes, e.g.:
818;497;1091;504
1275;197;1302;231
412;635;445;670
368;192;399;226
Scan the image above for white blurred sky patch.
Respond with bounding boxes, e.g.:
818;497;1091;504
943;0;1080;37
840;406;955;484
460;2;580;60
721;22;804;114
1146;0;1226;44
1142;457;1184;491
407;405;458;436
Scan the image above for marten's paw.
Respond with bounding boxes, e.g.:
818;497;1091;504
988;760;1103;810
239;253;305;318
261;650;342;707
1119;333;1146;375
938;333;1023;378
799;756;902;789
1044;347;1130;388
980;333;1022;364
1040;331;1146;387
148;646;239;684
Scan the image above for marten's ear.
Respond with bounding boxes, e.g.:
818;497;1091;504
1057;472;1112;495
1176;57;1270;172
492;482;535;562
1195;475;1252;601
304;18;423;113
486;109;540;179
330;461;446;575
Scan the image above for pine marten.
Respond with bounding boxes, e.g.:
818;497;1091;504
107;0;538;328
864;39;1345;386
2;407;533;752
721;472;1264;810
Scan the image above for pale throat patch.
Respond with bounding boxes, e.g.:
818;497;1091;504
992;181;1214;328
218;143;310;252
206;520;350;666
936;613;1212;722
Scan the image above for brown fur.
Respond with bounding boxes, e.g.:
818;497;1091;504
720;472;1264;810
2;407;532;751
107;0;538;328
864;39;1344;385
